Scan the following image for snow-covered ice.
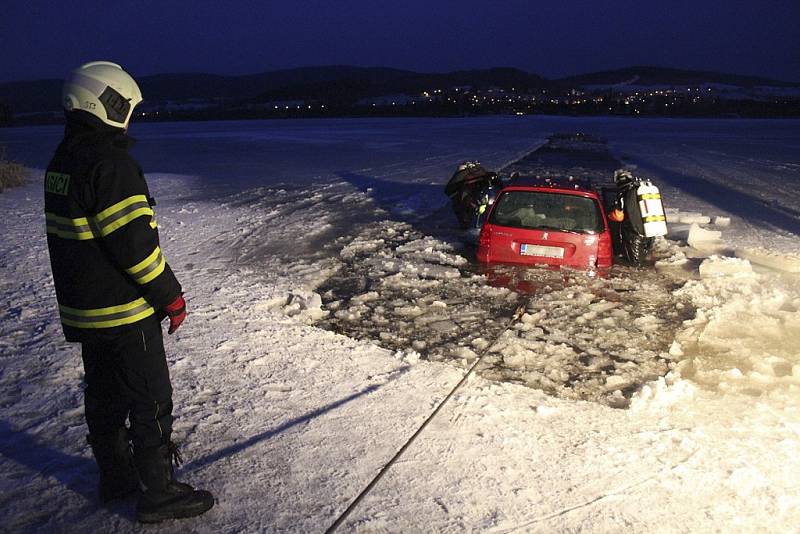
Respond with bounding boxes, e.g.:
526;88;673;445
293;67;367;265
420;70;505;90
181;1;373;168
1;117;800;532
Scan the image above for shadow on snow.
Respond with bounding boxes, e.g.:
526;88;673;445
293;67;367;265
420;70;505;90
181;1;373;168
185;370;409;471
0;420;132;524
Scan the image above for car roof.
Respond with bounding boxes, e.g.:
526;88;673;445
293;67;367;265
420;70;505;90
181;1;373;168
504;175;600;196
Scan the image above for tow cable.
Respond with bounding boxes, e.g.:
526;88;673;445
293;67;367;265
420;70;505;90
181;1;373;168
326;304;526;533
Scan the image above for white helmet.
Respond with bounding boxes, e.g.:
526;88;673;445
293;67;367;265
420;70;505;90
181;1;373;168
62;61;142;129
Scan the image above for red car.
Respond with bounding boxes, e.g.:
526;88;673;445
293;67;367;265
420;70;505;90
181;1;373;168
477;176;613;271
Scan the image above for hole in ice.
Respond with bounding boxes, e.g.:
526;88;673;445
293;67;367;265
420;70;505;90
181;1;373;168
316;220;693;408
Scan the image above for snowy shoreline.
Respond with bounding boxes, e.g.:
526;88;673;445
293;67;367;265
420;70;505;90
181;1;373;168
2;118;800;532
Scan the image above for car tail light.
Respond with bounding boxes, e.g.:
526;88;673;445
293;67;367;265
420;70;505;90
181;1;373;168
479;227;491;248
477;227;491;262
596;232;613;268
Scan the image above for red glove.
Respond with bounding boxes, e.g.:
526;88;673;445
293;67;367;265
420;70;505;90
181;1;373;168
164;295;187;335
609;208;625;222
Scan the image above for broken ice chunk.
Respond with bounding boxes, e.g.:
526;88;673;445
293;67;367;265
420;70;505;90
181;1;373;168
678;212;711;224
698;255;753;278
753;357;793;378
284;291;329;323
687;223;725;252
735;247;800;273
605;375;628;389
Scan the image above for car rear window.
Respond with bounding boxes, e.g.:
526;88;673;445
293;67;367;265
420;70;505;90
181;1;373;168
489;190;604;233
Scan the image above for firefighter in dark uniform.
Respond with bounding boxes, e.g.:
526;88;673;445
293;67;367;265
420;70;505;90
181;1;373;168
44;61;213;523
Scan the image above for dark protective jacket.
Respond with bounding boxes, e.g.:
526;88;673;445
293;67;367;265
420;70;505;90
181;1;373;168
44;113;181;342
602;183;645;236
444;164;499;197
620;183;646;236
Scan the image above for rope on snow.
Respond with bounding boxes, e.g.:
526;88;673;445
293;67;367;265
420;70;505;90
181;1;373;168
326;305;526;533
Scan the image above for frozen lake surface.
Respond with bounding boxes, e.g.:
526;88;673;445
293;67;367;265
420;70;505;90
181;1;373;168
1;116;800;531
4;115;799;187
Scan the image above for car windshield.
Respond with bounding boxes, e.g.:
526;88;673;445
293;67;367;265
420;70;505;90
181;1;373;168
489;190;604;233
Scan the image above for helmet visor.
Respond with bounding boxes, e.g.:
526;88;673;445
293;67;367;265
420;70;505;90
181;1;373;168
98;86;131;125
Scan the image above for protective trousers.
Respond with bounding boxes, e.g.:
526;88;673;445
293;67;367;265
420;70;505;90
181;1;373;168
81;318;174;449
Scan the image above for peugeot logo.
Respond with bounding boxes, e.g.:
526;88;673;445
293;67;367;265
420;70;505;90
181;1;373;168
542;232;549;240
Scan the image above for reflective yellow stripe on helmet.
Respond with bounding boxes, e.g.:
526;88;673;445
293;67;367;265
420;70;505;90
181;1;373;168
59;297;155;328
125;246;166;285
638;193;662;200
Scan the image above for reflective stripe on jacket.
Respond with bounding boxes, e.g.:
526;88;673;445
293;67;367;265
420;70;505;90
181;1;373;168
44;115;181;342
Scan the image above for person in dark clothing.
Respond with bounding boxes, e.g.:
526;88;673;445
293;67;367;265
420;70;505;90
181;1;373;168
444;162;502;229
44;61;213;523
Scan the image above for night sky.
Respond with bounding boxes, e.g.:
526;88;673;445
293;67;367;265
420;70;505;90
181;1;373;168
2;0;799;83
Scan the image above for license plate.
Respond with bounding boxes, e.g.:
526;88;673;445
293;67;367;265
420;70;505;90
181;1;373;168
520;244;564;258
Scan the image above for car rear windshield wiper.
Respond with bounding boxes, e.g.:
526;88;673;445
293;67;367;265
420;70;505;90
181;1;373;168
529;225;582;234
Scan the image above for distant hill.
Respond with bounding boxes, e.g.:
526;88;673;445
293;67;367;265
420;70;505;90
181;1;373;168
1;65;797;117
0;66;548;114
0;79;63;115
255;67;550;105
140;66;416;102
558;66;800;88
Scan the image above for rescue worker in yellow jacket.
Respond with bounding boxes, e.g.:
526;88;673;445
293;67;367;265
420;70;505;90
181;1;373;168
44;61;213;523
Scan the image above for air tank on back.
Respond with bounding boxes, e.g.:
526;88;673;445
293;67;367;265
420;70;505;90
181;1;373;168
636;180;668;237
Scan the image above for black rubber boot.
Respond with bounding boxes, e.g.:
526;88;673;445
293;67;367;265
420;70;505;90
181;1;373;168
134;442;214;523
87;427;139;502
